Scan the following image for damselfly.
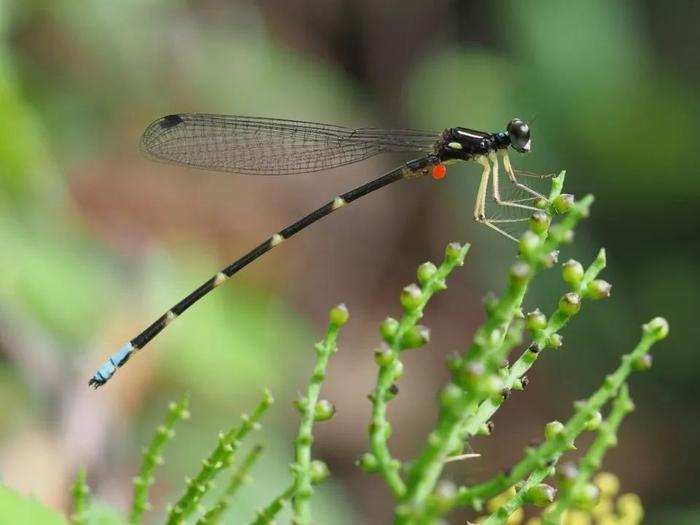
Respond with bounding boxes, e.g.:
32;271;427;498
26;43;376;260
89;114;541;388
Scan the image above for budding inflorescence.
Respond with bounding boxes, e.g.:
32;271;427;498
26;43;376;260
102;171;671;525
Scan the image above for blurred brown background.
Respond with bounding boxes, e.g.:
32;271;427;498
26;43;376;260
1;0;698;523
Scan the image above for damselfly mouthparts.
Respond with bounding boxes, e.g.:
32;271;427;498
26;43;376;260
89;114;542;388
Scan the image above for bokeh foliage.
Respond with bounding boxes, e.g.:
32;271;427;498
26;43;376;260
0;1;697;524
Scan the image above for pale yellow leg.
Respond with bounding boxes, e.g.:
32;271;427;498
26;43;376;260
512;169;555;179
475;154;543;242
473;157;517;241
502;151;546;200
506;197;539;204
474;153;543;242
473;156;490;220
490;153;539;213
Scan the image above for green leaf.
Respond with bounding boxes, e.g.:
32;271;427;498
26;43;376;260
78;500;128;525
0;484;69;525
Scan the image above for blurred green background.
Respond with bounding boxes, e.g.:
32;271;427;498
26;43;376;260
1;0;698;523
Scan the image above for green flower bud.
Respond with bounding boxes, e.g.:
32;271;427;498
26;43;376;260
168;399;190;420
553;193;575;214
486;326;504;347
368;420;392;439
585;411;603;431
529;211;551;234
446;353;462;373
436;480;457;500
417;262;438;285
526;309;547;332
524;483;557;506
329;303;349;326
431;480;457;511
433;277;448;291
380;317;399;342
562;259;584;286
483;292;498;315
400;325;431;349
548;333;563;349
262;388;275;406
454;361;484;391
509;261;530;285
383;422;393;439
374;346;394;366
632;353;653;371
309;460;330;485
542;249;560;268
579;199;591;218
295;484;314;499
643;317;669;341
481;374;505;400
132;476;147;489
445;242;466;265
294;396;309;414
573;482;601;510
314;399;336;422
545;420;565;440
519;231;541;258
586;279;612;300
507;319;525;346
558;462;578;482
400;284;423;311
549;224;574;244
440;383;462;408
357;453;379;472
559;292;582;316
534;197;549;210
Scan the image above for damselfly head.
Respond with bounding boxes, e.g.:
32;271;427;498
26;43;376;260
507;118;531;153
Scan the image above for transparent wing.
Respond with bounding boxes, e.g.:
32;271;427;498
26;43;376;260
141;113;440;175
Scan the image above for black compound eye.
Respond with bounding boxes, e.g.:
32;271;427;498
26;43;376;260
507;118;531;153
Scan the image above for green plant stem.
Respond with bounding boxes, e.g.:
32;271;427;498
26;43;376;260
482;467;554;525
70;467;89;525
542;385;634;525
369;242;471;498
130;395;190;525
401;260;536;510
460;248;607;440
453;319;665;512
399;175;593;522
291;309;345;524
250;484;296;525
197;444;263;525
167;390;273;525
